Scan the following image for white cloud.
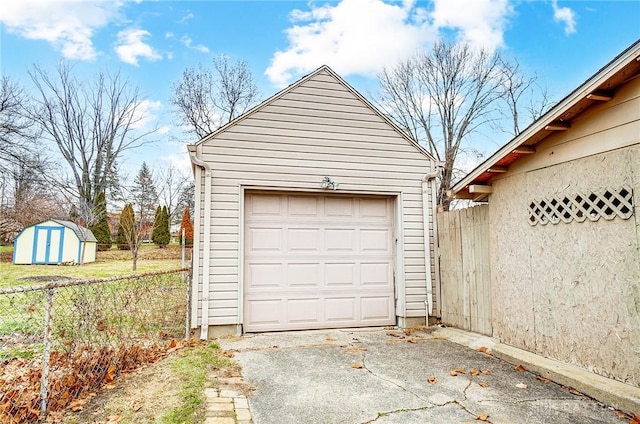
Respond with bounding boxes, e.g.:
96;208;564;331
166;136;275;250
266;0;436;87
181;35;210;53
551;0;576;35
0;0;122;60
430;0;512;51
115;28;162;66
265;0;513;87
179;11;194;23
130;99;162;131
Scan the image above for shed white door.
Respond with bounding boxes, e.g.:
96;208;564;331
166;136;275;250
244;192;395;332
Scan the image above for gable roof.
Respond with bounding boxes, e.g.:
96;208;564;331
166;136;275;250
189;65;434;161
452;40;640;201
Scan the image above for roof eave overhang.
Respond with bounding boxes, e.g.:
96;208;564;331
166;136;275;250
452;40;640;200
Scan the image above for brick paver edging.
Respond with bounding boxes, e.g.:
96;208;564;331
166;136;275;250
204;386;252;424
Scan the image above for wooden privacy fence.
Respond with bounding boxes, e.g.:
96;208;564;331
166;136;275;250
437;205;492;335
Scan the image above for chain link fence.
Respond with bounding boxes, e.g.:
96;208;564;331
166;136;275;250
0;269;191;423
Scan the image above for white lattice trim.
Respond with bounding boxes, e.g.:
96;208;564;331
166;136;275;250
528;186;634;225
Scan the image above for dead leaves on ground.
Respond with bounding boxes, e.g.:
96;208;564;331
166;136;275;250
427;376;437;384
350;363;364;369
0;339;198;423
514;364;526;372
613;410;640;424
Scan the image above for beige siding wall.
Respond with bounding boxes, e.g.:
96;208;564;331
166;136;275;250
488;79;640;385
193;70;435;327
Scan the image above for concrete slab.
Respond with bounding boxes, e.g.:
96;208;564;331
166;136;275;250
218;328;630;423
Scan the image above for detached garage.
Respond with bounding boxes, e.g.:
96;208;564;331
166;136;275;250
189;65;438;337
13;219;97;265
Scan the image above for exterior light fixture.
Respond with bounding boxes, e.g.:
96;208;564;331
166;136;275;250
321;176;339;190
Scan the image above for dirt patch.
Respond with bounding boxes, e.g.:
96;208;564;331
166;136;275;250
57;356;182;424
55;345;248;424
97;246;190;262
17;275;74;282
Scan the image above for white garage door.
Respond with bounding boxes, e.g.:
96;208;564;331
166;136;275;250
244;192;396;332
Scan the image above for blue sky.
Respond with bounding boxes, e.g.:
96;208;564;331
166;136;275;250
1;0;639;177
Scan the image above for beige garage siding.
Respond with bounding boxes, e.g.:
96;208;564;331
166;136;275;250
192;68;435;328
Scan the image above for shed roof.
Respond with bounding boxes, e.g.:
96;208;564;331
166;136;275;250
189;65;435;161
40;219;97;242
452;39;640;201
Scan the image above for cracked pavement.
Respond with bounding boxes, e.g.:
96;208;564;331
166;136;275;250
217;328;628;424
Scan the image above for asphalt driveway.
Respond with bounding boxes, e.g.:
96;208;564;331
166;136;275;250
218;327;628;424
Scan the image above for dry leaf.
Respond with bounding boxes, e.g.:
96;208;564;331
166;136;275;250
514;364;526;372
535;375;550;382
103;364;117;383
387;332;401;338
561;386;582;396
222;350;234;358
407;338;417;344
427;376;437;384
351;363;363;369
476;413;490;422
385;325;395;330
613;410;630;419
475;346;487;353
481;369;492;375
470;369;480;376
325;336;336;341
450;370;458;377
478;381;489;388
515;383;528;389
454;367;466;374
68;398;88;412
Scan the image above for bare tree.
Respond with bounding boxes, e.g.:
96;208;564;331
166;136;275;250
377;40;508;210
1;154;65;228
155;164;191;225
498;58;554;135
28;62;155;215
170;56;260;139
114;163;158;270
0;76;37;175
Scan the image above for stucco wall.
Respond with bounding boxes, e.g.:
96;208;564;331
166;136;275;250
490;146;640;386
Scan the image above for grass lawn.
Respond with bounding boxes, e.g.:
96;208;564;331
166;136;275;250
0;244;189;289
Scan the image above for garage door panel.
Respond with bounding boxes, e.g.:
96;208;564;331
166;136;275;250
245;299;282;326
361;296;393;321
249;194;282;216
325;229;356;251
325;262;356;286
244;192;395;332
287;298;321;323
361;229;391;251
248;263;283;288
288;195;319;216
287;228;320;251
287;263;321;287
325;297;356;322
326;197;354;217
361;262;392;286
360;198;390;218
248;227;282;251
